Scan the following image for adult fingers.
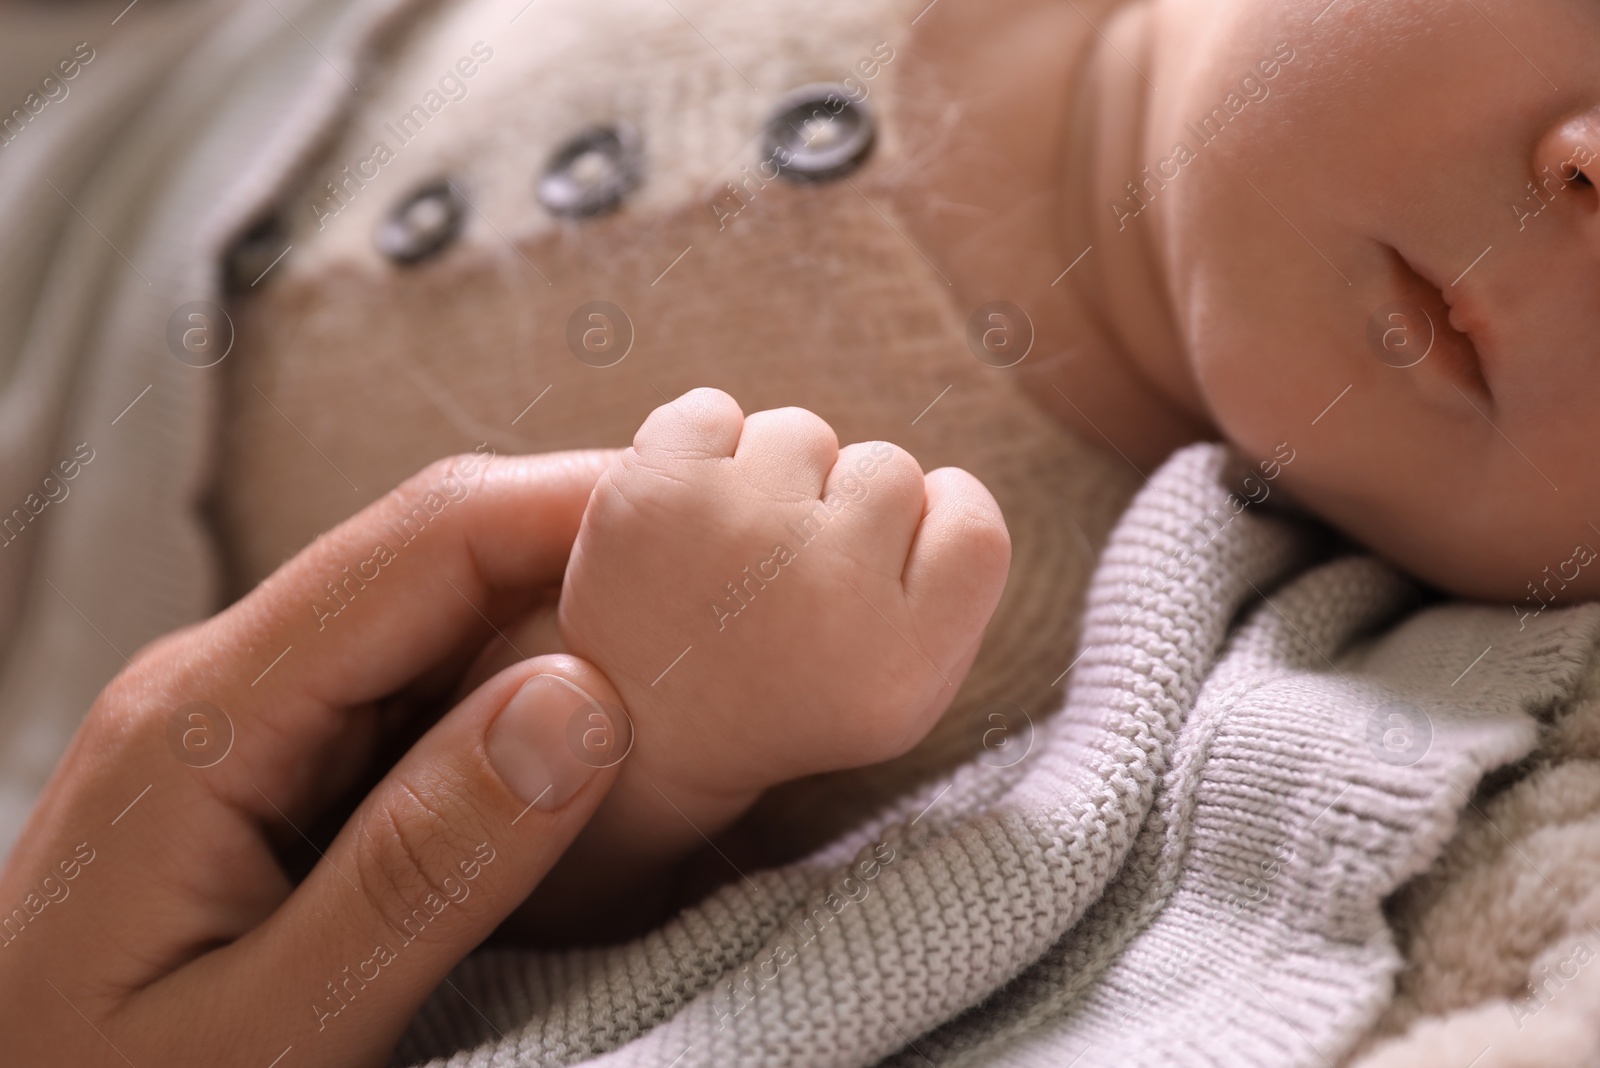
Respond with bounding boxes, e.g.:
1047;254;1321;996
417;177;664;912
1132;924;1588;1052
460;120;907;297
138;450;614;807
459;599;566;697
149;654;628;1068
214;449;616;711
0;451;615;983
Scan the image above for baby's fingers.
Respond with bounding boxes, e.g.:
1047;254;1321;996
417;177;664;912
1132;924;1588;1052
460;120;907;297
902;467;1012;667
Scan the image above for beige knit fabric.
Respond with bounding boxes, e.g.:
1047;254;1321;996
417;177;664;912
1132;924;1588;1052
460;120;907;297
1347;637;1600;1067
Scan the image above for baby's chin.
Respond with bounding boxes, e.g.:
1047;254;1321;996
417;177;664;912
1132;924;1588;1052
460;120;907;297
1256;480;1590;609
1360;527;1600;610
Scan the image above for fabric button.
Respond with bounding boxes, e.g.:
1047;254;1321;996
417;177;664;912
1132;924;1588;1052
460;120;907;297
538;125;643;219
376;180;466;264
762;84;875;183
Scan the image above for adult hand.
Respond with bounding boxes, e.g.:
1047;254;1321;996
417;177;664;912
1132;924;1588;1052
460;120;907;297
0;450;628;1067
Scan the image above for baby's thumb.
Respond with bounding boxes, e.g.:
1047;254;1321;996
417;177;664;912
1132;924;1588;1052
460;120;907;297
221;654;627;1065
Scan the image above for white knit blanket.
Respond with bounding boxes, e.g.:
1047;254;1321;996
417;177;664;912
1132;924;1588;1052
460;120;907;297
396;444;1600;1068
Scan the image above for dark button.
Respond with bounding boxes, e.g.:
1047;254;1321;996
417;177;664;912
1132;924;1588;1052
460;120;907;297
762;84;875;183
223;215;290;293
538;125;643;218
376;180;466;264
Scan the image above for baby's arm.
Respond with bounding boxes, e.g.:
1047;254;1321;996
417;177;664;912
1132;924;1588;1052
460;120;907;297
501;389;1011;943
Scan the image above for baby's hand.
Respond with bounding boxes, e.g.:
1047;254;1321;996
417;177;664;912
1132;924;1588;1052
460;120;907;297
569;387;1010;797
511;388;1009;940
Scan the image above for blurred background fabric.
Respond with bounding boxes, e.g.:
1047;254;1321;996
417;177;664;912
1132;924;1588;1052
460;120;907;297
0;0;415;856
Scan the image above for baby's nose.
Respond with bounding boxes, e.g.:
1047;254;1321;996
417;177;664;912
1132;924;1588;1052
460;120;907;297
1529;112;1600;226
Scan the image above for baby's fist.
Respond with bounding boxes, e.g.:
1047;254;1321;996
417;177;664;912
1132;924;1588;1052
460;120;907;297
558;388;1009;806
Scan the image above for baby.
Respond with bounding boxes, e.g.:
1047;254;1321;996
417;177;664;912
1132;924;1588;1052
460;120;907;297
893;0;1600;611
446;0;1600;939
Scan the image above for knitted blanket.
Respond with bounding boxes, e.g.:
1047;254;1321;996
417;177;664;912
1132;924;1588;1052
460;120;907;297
396;444;1600;1067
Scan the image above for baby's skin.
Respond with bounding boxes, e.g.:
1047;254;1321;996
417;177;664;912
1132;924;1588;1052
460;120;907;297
475;388;1011;941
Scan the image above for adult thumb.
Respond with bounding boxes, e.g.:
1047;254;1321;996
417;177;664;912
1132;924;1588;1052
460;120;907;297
201;654;628;1066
